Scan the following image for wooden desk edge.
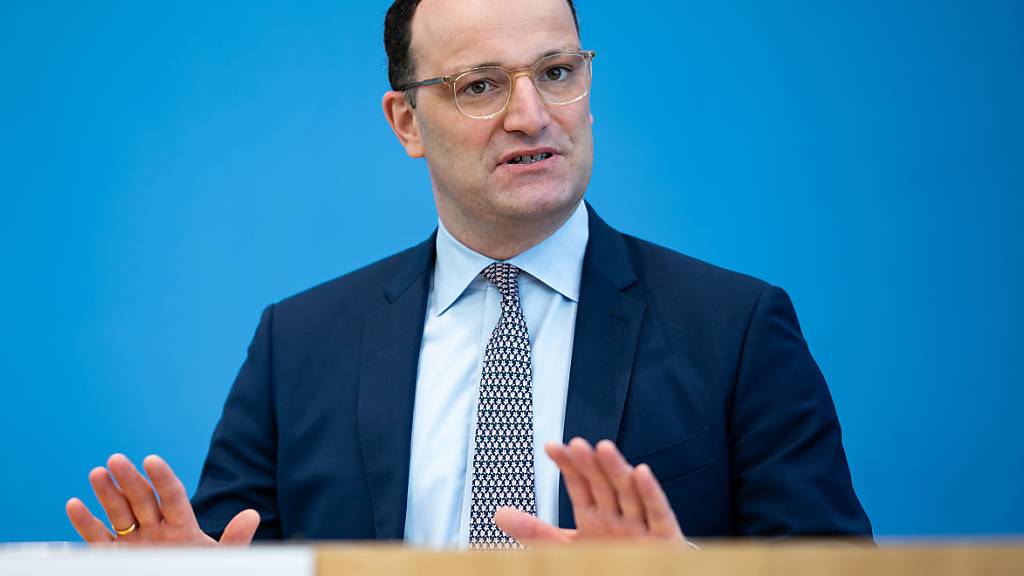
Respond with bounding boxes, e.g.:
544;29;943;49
316;541;1024;576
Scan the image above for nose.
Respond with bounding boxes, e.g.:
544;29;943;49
502;74;550;136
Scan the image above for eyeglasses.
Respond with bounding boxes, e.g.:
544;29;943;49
396;50;596;120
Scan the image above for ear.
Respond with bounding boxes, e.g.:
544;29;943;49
382;91;425;158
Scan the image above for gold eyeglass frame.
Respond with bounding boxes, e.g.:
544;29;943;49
396;50;597;120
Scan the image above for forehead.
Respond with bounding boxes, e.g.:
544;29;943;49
411;0;580;74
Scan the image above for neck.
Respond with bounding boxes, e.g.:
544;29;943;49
437;200;581;261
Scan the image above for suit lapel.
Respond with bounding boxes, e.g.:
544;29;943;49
559;205;646;528
357;234;435;540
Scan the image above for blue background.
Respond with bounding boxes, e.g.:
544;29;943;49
2;1;1021;542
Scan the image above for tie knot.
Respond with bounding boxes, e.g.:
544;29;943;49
482;262;520;300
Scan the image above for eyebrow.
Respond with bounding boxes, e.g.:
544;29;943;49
446;46;581;74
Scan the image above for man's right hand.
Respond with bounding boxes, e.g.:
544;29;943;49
66;453;259;546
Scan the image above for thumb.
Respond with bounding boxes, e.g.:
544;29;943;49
218;509;260;546
494;507;574;546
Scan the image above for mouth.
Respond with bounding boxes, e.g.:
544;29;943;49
505;152;554;165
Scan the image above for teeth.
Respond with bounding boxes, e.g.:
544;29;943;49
508;152;552;165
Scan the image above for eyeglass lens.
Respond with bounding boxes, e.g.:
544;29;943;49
453;53;591;118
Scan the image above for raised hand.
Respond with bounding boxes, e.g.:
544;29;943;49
494;438;690;546
66;453;259;546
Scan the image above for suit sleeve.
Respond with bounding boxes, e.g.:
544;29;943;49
727;285;872;537
191;305;283;540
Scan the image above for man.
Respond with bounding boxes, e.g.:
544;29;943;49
66;0;871;548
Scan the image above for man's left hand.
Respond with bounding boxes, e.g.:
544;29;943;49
494;438;691;546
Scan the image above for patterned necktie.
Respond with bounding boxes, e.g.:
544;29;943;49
468;262;536;549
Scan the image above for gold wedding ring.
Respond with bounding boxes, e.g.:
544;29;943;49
114;522;138;537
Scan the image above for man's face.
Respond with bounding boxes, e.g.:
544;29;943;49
406;0;593;231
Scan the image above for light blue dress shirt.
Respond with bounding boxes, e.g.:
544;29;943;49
402;200;589;549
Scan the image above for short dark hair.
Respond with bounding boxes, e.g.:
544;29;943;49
384;0;580;100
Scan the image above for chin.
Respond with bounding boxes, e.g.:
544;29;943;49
489;184;583;223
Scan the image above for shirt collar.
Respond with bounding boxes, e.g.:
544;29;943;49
433;200;589;316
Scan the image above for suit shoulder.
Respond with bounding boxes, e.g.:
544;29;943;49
272;239;430;322
617;233;781;356
621;234;770;302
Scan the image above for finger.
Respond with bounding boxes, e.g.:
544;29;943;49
219;509;261;546
107;454;162;527
635;464;684;540
493;506;574;546
545;442;595;510
568;438;620;518
87;466;137;535
595;440;645;531
143;455;197;526
66;498;114;544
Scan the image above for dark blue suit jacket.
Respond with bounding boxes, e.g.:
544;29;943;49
192;204;872;540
